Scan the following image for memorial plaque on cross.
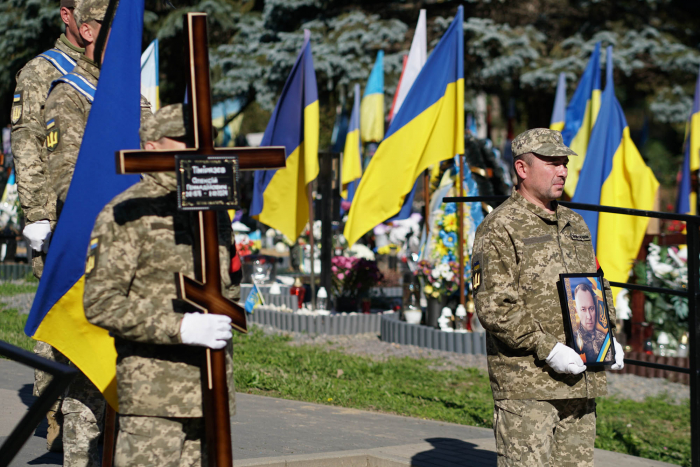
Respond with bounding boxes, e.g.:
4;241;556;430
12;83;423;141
114;12;285;467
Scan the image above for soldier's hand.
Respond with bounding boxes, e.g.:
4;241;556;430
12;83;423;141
610;338;624;370
546;342;586;375
23;220;52;252
180;313;232;349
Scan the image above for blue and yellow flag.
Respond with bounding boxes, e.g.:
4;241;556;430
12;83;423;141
244;283;265;314
360;51;384;143
676;65;700;215
562;43;602;198
342;83;362;202
140;38;159;112
250;30;319;241
344;7;464;247
572;46;659;300
550;72;567;131
24;0;144;410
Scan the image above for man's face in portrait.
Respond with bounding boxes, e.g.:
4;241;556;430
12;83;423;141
575;288;596;332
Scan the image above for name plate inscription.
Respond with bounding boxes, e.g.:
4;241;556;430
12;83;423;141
176;155;239;210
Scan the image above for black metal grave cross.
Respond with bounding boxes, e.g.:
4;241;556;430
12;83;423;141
114;12;285;467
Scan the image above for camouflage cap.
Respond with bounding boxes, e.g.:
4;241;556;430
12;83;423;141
511;128;578;158
60;0;76;9
74;0;108;25
140;104;188;144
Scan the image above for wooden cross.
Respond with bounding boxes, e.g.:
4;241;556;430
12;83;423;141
114;13;285;467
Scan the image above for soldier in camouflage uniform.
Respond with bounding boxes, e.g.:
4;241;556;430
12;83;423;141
42;0;153;464
84;104;240;467
10;0;85;452
471;128;625;466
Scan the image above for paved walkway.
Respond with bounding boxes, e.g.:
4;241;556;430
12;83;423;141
0;359;675;466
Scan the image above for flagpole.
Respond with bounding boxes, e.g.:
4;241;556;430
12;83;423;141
423;169;430;235
458;155;465;309
308;183;316;310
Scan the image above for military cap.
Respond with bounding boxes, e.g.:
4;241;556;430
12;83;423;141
511;128;578;158
74;0;109;26
60;0;76;9
140;104;188;144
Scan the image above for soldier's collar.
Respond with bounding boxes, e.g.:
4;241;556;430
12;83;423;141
58;34;84;54
146;172;178;192
512;190;559;222
78;55;101;80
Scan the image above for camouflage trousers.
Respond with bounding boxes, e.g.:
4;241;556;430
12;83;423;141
493;398;596;467
33;341;68;451
114;415;207;467
62;368;106;467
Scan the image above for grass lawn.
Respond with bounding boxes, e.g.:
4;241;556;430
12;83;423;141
233;328;691;466
0;281;689;466
0;307;34;353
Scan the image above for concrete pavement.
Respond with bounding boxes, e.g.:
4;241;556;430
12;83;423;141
0;359;676;466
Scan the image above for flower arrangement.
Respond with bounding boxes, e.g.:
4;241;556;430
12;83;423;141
235;233;260;257
413;260;460;299
331;256;384;298
633;242;688;346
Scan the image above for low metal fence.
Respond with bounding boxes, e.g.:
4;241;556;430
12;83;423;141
0;341;78;467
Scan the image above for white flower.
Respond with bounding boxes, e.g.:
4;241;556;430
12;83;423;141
431;269;441;279
444;272;454;282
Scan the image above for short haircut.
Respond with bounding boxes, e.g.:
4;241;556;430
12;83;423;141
574;282;596;308
513;152;534;185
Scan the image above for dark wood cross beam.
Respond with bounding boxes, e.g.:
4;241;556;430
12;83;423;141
114;13;285;467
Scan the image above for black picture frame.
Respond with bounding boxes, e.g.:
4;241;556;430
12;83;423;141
557;272;616;366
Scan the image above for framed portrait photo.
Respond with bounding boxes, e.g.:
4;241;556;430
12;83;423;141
557;273;615;366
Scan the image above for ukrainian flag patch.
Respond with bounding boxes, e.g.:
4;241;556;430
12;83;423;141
11;92;22;125
85;237;100;277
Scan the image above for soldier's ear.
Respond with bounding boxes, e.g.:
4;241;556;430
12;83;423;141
514;158;529;181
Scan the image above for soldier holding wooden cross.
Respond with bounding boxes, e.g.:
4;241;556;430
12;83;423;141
83;104;240;466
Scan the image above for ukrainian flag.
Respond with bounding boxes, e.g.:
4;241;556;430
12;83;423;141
244;283;265;313
572;46;659;300
251;30;318;241
344;7;464;247
550;72;567;132
562;43;602;198
24;0;145;410
676;66;700;215
360;51;384;143
342;83;362;202
140;38;159;112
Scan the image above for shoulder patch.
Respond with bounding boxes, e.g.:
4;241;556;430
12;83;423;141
471;253;483;293
85;237;100;277
11;91;23;125
46;118;60;152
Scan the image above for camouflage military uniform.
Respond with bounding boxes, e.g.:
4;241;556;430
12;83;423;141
11;32;84;452
472;128;617;467
84;165;239;466
11;33;83;278
578;328;608;364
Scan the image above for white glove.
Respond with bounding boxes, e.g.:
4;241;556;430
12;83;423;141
179;313;232;349
610;338;625;370
23;220;52;252
41;231;52;254
546;342;587;375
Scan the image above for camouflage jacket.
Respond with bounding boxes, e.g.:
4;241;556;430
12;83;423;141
44;56;152;218
578;328;608;365
472;190;616;401
11;34;83;223
44;55;99;215
83;173;240;417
